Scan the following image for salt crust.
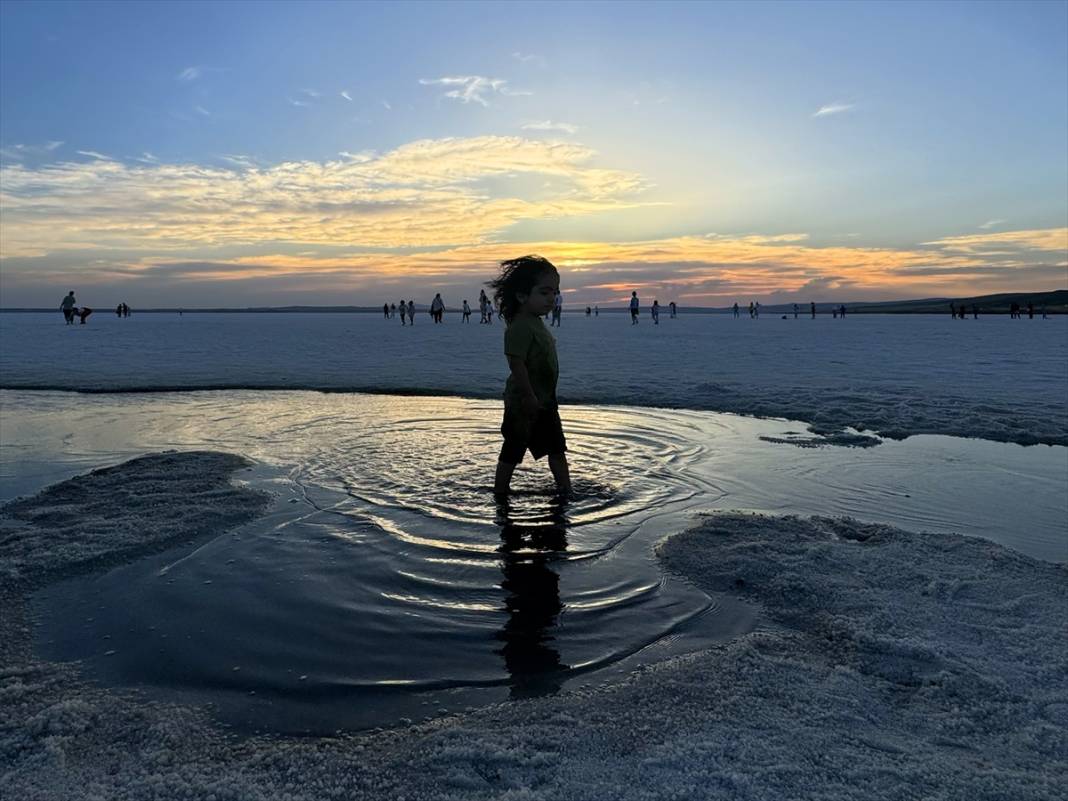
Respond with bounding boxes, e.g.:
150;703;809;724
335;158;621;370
2;313;1066;446
2;455;1065;799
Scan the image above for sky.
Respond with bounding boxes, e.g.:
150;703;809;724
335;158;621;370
1;0;1066;308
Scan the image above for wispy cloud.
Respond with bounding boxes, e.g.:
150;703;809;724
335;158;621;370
0;141;64;161
288;97;310;108
339;150;376;162
381;100;392;111
219;154;256;167
813;102;854;118
340;90;353;102
195;105;211;117
177;66;203;82
978;219;1007;230
522;120;579;134
419;75;530;107
75;150;112;160
512;51;545;66
135;152;159;164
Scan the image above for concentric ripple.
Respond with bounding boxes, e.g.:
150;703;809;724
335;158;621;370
31;396;743;734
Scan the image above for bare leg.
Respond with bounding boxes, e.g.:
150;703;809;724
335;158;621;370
494;460;518;495
548;454;571;495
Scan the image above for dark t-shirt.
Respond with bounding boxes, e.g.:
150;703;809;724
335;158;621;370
503;315;559;406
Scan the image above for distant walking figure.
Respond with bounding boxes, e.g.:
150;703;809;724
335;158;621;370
732;302;739;318
116;304;123;318
839;304;846;319
594;305;599;317
748;301;754;319
123;302;130;318
630;291;640;324
383;302;390;319
793;303;799;319
810;301;816;319
462;299;472;323
669;301;677;318
550;291;562;327
949;302;956;318
489;255;571;496
754;302;761;318
585;306;591;317
408;300;416;324
399;298;407;325
390;303;396;318
1028;302;1034;320
479;290;489;324
60;291;76;324
651;299;660;325
431;293;445;323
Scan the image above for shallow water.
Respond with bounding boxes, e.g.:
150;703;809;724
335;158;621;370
4;390;1066;734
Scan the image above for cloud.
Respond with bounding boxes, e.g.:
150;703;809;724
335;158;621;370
340;91;353;102
0;141;65;161
813;102;854;118
288;98;310;108
419;75;530;107
921;228;1068;255
177;66;203;82
512;51;545;66
75;150;112;160
195;105;211;117
382;100;392;111
522;120;579;134
978;219;1007;230
0;136;647;257
135;152;159;164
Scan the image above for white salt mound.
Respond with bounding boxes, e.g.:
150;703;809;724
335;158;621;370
1;455;1065;800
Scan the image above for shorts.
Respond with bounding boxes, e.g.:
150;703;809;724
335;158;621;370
499;404;567;464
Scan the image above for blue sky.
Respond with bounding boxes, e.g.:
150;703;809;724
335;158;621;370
1;0;1065;306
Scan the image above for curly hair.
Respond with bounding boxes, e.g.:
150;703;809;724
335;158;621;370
486;255;559;323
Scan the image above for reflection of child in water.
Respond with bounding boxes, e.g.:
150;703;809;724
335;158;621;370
488;255;571;496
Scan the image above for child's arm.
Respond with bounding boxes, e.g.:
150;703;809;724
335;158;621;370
507;356;540;416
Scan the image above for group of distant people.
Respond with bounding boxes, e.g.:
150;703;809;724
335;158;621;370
115;302;132;318
627;292;676;325
1007;301;1046;319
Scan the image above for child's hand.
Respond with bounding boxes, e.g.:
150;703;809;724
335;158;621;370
521;393;541;417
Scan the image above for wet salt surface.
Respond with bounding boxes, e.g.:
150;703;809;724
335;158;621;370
3;389;1066;734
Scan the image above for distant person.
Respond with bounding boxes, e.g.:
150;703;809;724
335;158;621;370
669;301;677;318
630;291;640;324
430;293;445;323
486;302;494;324
390;302;396;318
748;301;754;319
383;302;390;319
793;303;799;319
116;304;123;318
949;302;956;318
651;299;660;325
60;291;76;324
123;302;130;318
1041;306;1048;319
408;299;416;324
585;306;591;317
972;304;979;319
462;299;472;323
810;301;816;319
488;255;571;496
1028;302;1034;320
479;290;489;324
550;291;562;327
732;302;739;318
74;306;93;324
839;304;846;319
399;298;407;325
755;301;761;318
594;305;599;317
832;308;838;319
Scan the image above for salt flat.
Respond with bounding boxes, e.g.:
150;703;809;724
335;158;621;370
2;310;1066;444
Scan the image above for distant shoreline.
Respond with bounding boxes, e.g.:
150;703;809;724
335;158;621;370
2;289;1065;315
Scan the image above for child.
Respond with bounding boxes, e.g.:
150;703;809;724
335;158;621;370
488;255;571;496
399;298;407;325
